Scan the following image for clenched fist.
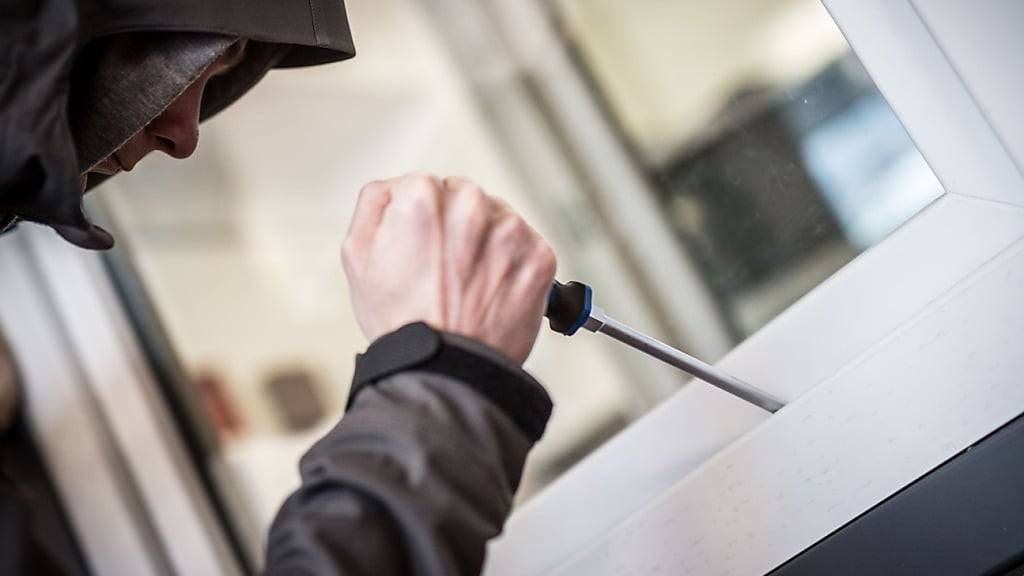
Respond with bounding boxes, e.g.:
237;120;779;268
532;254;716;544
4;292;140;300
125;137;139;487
341;174;557;365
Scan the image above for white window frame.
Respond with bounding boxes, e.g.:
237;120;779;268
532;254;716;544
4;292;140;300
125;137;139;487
481;0;1024;574
0;229;243;576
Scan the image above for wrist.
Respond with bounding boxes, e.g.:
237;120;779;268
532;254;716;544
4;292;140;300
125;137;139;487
348;322;552;443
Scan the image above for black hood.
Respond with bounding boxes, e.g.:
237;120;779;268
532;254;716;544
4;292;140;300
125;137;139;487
0;0;355;249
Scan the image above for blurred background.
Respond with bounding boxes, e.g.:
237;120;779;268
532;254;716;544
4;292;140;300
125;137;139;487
87;0;943;563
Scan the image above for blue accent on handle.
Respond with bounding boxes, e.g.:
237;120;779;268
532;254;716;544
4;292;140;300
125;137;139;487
564;284;592;336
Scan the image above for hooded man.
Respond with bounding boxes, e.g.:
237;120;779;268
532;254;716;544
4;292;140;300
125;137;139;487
1;1;557;575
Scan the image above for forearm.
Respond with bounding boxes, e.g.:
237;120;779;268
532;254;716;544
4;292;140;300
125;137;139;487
264;328;551;576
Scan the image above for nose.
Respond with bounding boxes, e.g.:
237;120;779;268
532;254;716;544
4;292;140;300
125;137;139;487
143;74;206;160
145;104;201;160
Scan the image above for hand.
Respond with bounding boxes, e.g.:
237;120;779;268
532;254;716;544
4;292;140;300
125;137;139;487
342;174;557;364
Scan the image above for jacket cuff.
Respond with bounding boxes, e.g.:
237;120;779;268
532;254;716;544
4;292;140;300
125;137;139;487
347;322;552;443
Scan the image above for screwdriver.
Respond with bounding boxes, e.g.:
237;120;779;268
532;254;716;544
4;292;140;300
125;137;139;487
545;280;786;413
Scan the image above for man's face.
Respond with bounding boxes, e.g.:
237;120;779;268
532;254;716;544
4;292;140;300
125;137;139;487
83;40;248;187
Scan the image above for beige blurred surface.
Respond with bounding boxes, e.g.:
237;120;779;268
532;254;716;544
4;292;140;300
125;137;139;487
558;0;849;163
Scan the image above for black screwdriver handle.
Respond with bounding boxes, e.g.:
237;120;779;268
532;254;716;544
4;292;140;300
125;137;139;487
545;280;593;336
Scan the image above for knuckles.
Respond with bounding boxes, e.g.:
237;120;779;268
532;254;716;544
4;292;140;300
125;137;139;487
402;173;442;203
347;171;556;284
358;180;384;201
536;243;558;275
460;206;488;241
462;185;487;211
386;173;443;225
456;185;489;229
492;216;529;250
524;241;557;283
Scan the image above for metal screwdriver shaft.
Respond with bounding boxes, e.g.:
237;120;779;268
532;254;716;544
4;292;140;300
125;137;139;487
546;280;786;413
584;305;785;413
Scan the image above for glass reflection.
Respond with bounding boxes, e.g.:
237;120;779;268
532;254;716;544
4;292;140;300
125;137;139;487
557;0;944;336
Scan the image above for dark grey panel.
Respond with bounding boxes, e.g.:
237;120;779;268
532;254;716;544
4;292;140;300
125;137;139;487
771;413;1024;576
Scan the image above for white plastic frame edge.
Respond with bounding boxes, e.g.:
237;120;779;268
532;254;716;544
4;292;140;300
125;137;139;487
483;0;1024;574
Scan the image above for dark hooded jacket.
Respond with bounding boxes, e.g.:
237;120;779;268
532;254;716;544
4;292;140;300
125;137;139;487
1;0;354;248
0;2;553;575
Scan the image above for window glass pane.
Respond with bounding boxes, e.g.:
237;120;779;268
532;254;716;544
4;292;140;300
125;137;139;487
555;0;944;335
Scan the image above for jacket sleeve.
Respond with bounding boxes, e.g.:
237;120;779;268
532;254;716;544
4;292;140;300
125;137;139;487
263;326;553;576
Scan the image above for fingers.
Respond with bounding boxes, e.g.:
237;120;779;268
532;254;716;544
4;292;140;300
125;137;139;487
390;173;444;216
346;173;445;268
360;173;446;231
341;172;557;363
342;180;392;268
352;181;393;238
515;235;558;318
442;177;494;280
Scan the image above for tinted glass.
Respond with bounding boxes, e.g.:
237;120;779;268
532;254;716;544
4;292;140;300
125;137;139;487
556;0;944;335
